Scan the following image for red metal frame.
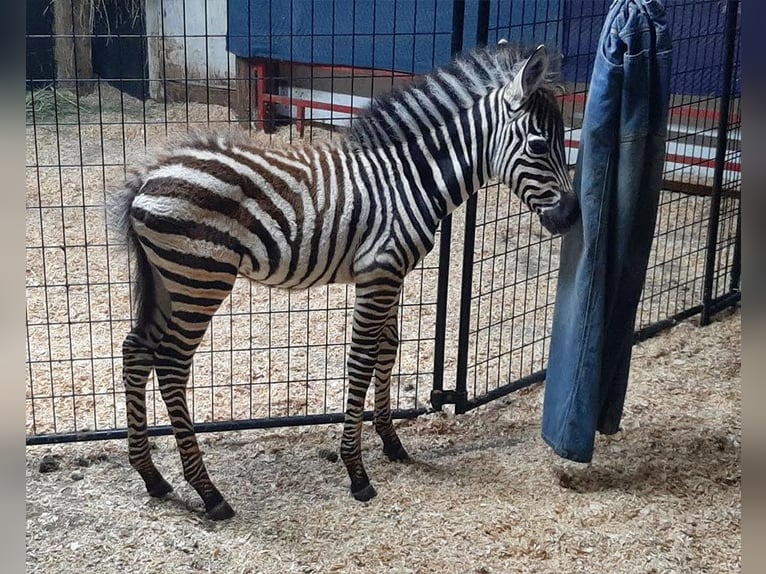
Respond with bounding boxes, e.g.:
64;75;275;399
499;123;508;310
558;92;741;126
246;60;740;176
250;58;413;136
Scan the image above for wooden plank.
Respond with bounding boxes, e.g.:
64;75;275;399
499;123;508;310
662;178;740;199
234;56;256;123
164;81;233;108
53;0;94;95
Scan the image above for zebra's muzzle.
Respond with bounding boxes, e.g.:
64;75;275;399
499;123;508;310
539;192;579;235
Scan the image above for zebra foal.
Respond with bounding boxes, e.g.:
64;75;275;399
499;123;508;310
108;43;579;520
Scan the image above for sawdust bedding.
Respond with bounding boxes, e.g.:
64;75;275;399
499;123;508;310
25;307;740;573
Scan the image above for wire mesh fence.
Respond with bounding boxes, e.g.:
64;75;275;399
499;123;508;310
25;0;741;444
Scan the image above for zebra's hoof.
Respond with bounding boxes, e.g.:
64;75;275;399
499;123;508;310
146;477;173;498
384;442;410;462
351;483;377;502
205;500;235;521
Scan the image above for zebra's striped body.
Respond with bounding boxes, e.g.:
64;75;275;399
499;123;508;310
109;43;578;520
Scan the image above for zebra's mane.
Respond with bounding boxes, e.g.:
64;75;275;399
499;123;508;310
344;43;560;149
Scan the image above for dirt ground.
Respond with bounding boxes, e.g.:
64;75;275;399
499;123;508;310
25;307;740;574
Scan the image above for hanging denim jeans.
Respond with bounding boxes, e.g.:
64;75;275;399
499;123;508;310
542;0;672;462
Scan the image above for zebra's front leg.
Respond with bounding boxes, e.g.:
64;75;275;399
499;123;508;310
373;302;409;462
341;283;401;501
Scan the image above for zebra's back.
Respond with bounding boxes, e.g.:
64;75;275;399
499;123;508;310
126;131;379;290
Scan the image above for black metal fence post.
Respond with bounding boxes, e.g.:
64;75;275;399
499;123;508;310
431;0;466;410
729;208;741;292
451;0;491;414
701;0;739;326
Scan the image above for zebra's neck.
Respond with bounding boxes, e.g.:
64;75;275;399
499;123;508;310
390;92;496;227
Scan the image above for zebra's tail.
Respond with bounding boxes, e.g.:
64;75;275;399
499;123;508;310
106;172;156;332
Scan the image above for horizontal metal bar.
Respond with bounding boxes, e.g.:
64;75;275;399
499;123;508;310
633;305;704;343
634;291;739;343
704;290;741;316
463;370;547;411
25;407;430;446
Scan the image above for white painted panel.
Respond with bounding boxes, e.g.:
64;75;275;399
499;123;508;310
273;87;372;127
146;0;236;98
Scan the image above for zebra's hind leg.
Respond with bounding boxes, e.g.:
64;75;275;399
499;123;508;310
154;300;236;521
341;282;402;501
373;302;409;462
123;326;173;498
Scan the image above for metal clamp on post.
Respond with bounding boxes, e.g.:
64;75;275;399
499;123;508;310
430;389;469;413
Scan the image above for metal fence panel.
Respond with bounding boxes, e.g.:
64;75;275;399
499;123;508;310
456;0;741;410
25;0;740;444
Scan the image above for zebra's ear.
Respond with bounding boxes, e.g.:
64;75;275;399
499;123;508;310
505;44;549;108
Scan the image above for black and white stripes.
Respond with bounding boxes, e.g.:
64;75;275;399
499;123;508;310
108;42;578;519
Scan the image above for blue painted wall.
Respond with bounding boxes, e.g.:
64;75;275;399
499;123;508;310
227;0;562;74
560;0;740;96
227;0;739;96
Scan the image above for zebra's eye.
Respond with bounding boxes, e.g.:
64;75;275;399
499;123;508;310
528;138;549;155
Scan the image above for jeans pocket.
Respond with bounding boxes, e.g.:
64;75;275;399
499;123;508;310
600;27;627;69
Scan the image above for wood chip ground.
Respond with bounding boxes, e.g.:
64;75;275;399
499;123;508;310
26;309;740;574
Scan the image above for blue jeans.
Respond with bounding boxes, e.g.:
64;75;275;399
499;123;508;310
542;0;672;462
